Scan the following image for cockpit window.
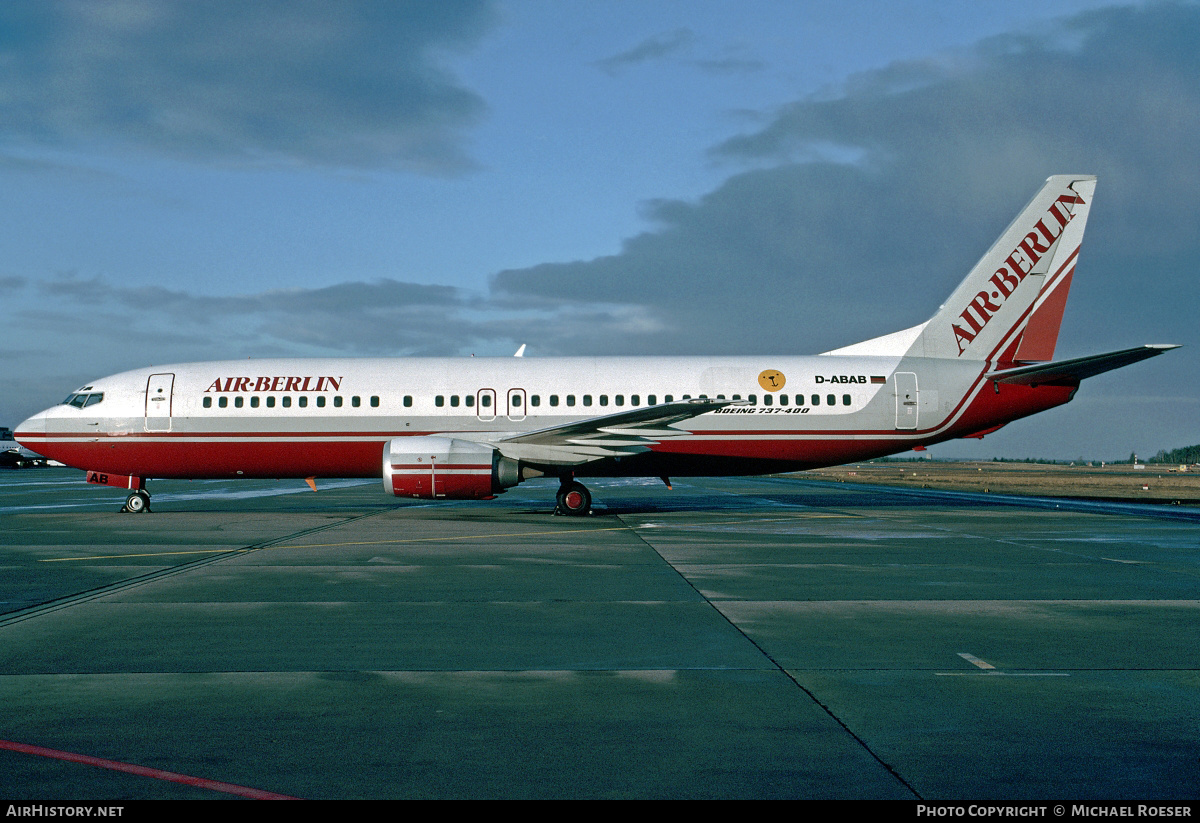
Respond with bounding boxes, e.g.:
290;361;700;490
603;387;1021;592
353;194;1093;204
62;392;104;409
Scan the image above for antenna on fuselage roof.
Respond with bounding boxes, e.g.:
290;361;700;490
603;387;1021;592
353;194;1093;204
514;344;527;357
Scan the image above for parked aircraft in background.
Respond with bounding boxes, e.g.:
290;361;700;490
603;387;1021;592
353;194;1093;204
14;176;1176;514
0;445;50;469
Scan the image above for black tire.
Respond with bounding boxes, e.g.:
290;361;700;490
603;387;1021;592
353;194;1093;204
124;491;149;513
556;481;591;516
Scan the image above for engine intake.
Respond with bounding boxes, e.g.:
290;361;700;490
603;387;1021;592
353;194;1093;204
383;436;521;500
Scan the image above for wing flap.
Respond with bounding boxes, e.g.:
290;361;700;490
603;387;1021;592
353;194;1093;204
494;398;742;467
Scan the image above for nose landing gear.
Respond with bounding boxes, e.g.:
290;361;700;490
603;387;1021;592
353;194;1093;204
122;489;151;513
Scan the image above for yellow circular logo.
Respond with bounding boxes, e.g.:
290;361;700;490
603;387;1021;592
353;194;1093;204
758;369;785;391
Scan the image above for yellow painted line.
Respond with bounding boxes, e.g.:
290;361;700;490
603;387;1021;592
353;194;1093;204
40;548;250;562
280;515;836;550
36;514;841;561
285;525;635;550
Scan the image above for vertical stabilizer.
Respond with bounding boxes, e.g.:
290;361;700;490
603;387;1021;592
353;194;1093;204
917;175;1095;362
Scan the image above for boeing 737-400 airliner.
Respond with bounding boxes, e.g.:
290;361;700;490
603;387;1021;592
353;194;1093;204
14;175;1177;515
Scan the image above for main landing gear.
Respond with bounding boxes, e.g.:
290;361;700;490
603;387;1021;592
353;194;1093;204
554;479;592;516
121;489;151;513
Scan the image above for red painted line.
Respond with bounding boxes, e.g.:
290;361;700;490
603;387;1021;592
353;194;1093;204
0;739;299;800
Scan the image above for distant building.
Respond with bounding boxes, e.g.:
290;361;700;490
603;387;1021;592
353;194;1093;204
0;427;13;442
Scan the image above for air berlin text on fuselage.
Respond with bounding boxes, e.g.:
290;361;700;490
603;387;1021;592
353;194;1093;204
204;376;344;393
953;191;1085;356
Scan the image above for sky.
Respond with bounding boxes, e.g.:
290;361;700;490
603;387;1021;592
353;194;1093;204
1;0;1196;461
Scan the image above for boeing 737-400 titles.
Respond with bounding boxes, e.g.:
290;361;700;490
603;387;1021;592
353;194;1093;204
14;175;1177;515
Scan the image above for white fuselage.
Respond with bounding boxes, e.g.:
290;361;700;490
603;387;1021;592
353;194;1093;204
14;353;1073;482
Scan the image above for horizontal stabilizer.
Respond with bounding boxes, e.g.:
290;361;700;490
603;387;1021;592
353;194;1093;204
985;345;1179;386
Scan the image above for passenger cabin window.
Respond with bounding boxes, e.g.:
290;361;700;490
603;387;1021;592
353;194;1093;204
203;397;212;408
351;395;360;408
317;396;326;408
403;396;412;407
334;396;343;408
251;397;260;408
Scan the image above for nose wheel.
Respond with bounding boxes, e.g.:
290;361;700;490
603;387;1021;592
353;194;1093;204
555;480;592;516
122;490;151;513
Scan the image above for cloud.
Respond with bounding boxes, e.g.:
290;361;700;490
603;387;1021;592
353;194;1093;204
35;272;477;354
594;28;695;75
0;0;496;172
494;3;1200;360
594;28;764;78
694;56;766;75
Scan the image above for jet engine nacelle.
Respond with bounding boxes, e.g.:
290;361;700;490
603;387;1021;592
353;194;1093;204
382;436;521;500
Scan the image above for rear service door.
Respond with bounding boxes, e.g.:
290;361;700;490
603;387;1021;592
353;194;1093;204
894;372;918;430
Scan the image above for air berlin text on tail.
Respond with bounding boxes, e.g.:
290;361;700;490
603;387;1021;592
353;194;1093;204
952;191;1085;355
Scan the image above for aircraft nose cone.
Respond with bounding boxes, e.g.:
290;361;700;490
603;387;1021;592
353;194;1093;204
14;409;47;441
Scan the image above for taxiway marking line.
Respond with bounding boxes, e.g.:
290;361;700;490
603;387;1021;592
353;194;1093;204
938;652;1069;677
0;738;298;800
935;672;1071;677
39;548;251;562
958;652;996;670
35;514;847;561
281;515;840;550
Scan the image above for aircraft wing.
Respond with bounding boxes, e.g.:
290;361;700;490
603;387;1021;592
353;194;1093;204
488;398;743;466
985;344;1180;386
